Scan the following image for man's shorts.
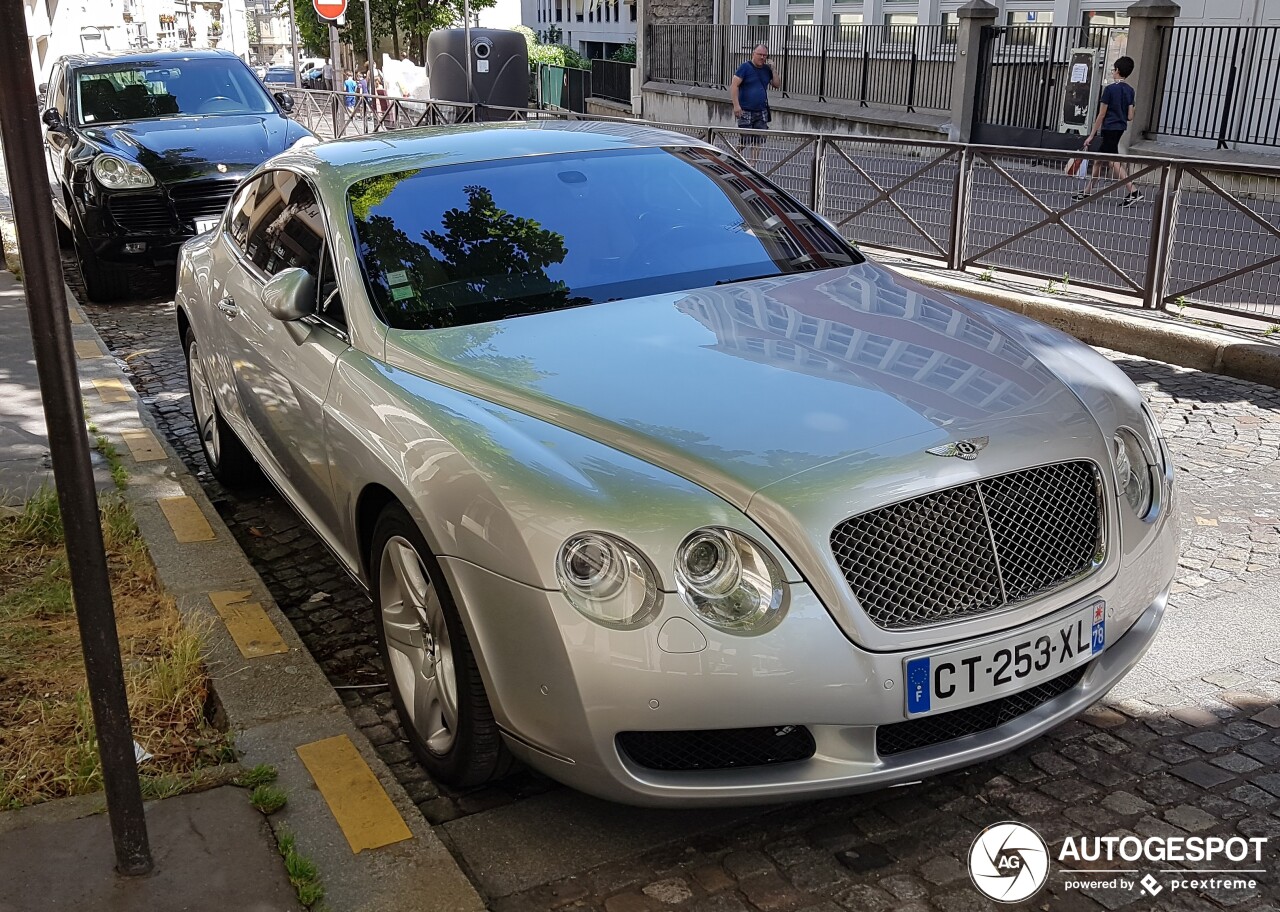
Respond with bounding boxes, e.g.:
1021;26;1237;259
1099;129;1124;154
737;109;768;143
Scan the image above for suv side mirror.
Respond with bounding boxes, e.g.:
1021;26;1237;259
274;91;294;113
42;108;63;129
262;267;317;322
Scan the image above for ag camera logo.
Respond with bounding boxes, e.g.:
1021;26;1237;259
969;821;1050;903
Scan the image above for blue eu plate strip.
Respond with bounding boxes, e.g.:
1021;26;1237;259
906;657;931;715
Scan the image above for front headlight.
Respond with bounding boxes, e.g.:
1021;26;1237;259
675;528;785;633
1112;428;1154;517
556;533;659;629
92;155;156;189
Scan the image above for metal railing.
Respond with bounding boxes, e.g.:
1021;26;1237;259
278;94;1280;324
591;58;634;104
1152;25;1280;148
647;23;957;111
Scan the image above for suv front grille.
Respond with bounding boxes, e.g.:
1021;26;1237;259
617;726;816;771
108;194;174;233
830;461;1103;630
876;665;1087;756
171;179;238;227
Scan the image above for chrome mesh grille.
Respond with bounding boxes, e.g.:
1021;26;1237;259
830;461;1102;630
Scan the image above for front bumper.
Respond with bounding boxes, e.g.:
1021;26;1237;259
442;505;1175;807
76;180;239;267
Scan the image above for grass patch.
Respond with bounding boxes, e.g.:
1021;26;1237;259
277;827;326;908
0;487;229;808
233;763;278;788
250;784;288;814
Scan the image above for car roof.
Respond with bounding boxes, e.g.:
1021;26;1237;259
290;121;714;183
58;49;241;69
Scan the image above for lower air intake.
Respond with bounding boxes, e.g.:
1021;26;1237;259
617;725;816;771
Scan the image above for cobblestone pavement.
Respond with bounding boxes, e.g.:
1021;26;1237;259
75;270;1280;911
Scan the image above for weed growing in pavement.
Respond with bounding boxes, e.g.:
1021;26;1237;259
250;784;288;815
92;432;129;491
1044;272;1071;296
0;487;225;808
233;763;279;788
1265;324;1278;337
978;269;994;282
277;827;326;909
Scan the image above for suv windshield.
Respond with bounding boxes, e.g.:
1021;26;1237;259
348;145;861;330
75;58;275;124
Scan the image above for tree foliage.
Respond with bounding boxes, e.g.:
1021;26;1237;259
512;24;591;71
280;0;496;64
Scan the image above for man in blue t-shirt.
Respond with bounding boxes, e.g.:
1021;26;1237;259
1074;56;1140;207
730;44;780;162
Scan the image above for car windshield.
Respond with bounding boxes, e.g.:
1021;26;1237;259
75;59;275;124
347;145;862;330
266;67;294;79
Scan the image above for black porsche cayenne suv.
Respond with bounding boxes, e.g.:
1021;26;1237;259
40;49;315;301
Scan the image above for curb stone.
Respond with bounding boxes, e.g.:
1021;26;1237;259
66;283;485;912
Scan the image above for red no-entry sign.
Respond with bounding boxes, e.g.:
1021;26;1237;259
313;0;347;20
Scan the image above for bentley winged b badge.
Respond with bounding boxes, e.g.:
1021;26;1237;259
926;436;990;460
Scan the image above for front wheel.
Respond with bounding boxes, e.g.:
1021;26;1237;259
74;232;131;303
372;504;514;787
183;328;259;487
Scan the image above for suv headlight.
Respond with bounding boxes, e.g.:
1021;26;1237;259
92;155;156;189
1113;428;1154;517
675;528;785;633
556;533;659;629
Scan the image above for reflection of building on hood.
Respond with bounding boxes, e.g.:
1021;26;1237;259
675;267;1054;422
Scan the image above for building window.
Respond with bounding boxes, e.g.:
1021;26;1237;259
747;14;769;27
787;13;813;25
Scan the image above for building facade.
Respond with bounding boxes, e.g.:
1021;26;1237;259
521;0;638;58
25;0;253;85
723;0;1278;35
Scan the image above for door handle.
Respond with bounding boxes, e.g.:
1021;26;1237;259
216;295;238;318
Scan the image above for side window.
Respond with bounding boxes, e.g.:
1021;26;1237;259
227;174;267;249
241;172;323;277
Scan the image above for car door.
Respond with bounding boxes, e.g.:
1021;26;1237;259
43;64;71;219
217;169;349;537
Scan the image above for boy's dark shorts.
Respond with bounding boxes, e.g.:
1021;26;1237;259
1099;129;1124;154
737;109;768;143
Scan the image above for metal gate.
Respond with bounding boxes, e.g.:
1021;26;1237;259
972;24;1127;150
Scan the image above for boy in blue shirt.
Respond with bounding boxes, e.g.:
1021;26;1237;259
730;44;780;162
1074;56;1140;207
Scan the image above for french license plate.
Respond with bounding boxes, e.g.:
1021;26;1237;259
903;599;1105;718
194;217;219;234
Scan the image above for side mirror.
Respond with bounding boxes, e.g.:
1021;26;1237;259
42;108;63;129
274;91;294;113
262;267;316;322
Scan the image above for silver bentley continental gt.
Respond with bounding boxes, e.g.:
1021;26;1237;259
176;122;1178;806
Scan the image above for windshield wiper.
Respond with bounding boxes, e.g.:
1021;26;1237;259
715;272;784;286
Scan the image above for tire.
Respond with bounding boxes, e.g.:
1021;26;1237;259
75;232;131;303
183;327;259;487
371;503;515;787
56;214;73;249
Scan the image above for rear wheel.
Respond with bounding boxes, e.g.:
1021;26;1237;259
183;327;258;487
372;504;514;787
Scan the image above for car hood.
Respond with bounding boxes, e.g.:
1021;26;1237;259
85;114;302;182
384;262;1094;512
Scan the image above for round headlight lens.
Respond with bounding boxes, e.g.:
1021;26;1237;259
675;528;785;633
1113;429;1153;517
556;533;658;629
92;154;156;189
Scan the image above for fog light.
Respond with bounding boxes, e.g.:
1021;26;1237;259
123;242;147;254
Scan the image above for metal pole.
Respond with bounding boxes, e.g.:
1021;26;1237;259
0;0;151;876
464;0;474;103
291;0;302;89
363;0;375;85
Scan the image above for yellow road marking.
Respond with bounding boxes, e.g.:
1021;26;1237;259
74;340;105;359
209;590;288;658
120;429;166;462
69;309;84;324
1195;516;1219;526
296;736;413;854
92;378;131;403
157;495;215;542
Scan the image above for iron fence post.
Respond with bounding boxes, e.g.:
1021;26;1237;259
811;134;824;212
859;42;870;106
1216;29;1243;149
1142;164;1171;309
817;25;828;103
948;146;971;271
781;26;790;98
906;32;918;113
1148;163;1182;311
